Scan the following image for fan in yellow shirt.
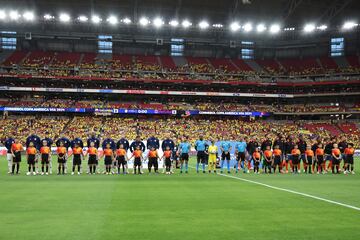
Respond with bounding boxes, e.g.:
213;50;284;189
208;140;218;173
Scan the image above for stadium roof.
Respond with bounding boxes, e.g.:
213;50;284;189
1;0;359;27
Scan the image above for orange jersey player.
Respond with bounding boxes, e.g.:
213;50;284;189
26;142;37;175
304;146;314;174
147;146;159;173
56;141;67;175
11;139;23;174
315;144;325;173
263;146;273;174
273;146;282;173
68;143;84;175
161;146;172;174
102;144;114;175
291;145;301;174
331;144;342;174
252;148;261;174
344;143;355;174
129;146;144;174
115;144;128;174
86;142;98;174
40;140;51;175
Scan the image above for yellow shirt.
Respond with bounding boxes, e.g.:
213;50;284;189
208;145;218;155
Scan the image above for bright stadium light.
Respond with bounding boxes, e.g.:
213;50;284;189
343;21;358;30
77;15;88;22
243;22;253;32
139;17;149;26
91;15;102;24
59;13;71;22
122;17;132;24
153;17;164;28
169;19;179;27
317;25;328;31
182;19;192;28
212;23;223;28
198;20;209;29
107;15;118;25
304;23;316;33
9;10;20;21
256;23;266;33
0;10;6;20
43;14;54;20
230;22;240;32
269;24;281;34
23;11;35;21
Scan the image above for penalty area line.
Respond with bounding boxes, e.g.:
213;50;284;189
217;173;360;212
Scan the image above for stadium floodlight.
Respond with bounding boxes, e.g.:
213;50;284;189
284;27;295;31
122;17;132;24
43;14;54;20
107;15;118;25
77;15;88;22
230;22;240;32
153;17;164;28
317;25;327;31
256;24;266;33
212;23;223;28
269;24;281;34
23;11;35;21
343;21;358;30
9;10;20;21
0;10;6;20
59;13;71;22
243;22;253;32
169;20;179;27
139;17;150;26
182;19;192;28
304;23;316;33
198;20;209;29
91;15;102;24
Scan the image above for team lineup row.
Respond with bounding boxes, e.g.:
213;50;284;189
2;134;356;176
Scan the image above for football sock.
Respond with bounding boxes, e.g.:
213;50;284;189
28;166;31;172
220;160;224;170
46;166;49;173
227;161;230;172
16;163;20;173
196;162;199;172
202;163;205;172
185;162;188;172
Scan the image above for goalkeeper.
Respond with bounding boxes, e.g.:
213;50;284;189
208;140;218;173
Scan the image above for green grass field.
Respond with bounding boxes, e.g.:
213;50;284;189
1;156;360;240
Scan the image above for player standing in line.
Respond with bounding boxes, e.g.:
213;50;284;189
261;136;272;172
130;136;146;173
56;136;71;174
315;143;325;174
26;142;37;175
304;145;314;174
5;136;15;174
56;141;67;175
272;145;282;174
102;138;116;174
129;146;144;174
40;140;51;175
70;137;84;173
195;135;208;173
102;143;114;175
87;133;100;174
161;146;172;175
220;139;232;174
68;143;84;175
324;138;334;172
246;137;258;171
252;148;261;174
284;137;295;173
41;132;53;174
263;146;273;174
297;136;307;173
115;144;128;174
235;138;247;173
208;140;218;174
331;144;342;174
178;136;191;174
161;135;175;173
148;146;159;174
26;134;41;174
344;143;355;174
86;142;98;175
11;139;23;175
291;145;301;174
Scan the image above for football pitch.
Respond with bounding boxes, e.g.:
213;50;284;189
0;156;360;240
